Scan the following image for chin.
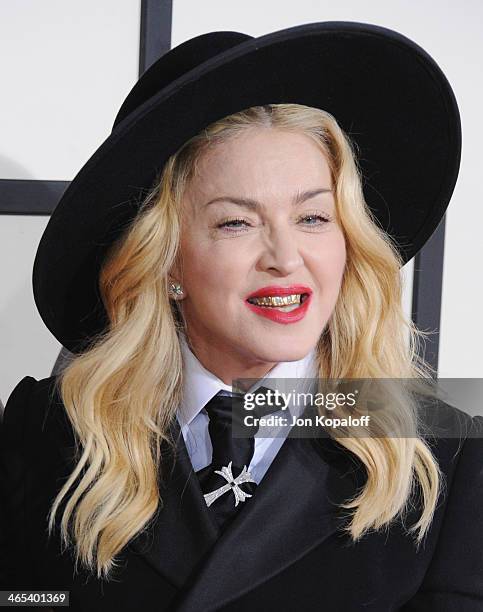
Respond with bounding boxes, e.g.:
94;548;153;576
248;338;315;364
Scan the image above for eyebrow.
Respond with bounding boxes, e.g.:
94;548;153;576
202;187;332;211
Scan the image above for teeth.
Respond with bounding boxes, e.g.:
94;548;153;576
248;293;304;307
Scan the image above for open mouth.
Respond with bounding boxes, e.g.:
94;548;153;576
246;293;310;312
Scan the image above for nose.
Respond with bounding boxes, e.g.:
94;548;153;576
257;223;304;276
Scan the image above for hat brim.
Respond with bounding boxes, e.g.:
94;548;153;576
33;21;461;353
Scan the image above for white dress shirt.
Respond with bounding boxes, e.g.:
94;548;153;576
177;333;318;484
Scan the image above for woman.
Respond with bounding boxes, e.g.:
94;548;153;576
1;21;482;611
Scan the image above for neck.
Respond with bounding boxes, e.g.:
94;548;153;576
182;333;278;388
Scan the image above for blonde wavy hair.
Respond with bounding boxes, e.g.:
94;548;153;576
48;103;442;580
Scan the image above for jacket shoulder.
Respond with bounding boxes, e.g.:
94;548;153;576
417;394;482;461
409;408;483;604
1;375;73;449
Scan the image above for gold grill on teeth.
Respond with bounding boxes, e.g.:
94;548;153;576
248;294;304;306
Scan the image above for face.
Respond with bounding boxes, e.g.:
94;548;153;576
171;127;346;381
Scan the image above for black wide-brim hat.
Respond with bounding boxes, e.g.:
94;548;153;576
33;21;461;354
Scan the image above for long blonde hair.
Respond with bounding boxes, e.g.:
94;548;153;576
48;103;442;580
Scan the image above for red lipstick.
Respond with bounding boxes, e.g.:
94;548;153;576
244;285;312;325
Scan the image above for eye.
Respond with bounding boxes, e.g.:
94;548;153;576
216;217;251;231
298;213;332;226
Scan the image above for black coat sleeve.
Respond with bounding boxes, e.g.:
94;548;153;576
403;415;483;611
0;376;38;588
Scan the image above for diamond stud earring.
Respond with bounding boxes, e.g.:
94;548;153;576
169;282;184;297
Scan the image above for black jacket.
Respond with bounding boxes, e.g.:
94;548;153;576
1;375;482;611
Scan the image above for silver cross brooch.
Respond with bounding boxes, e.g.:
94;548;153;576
203;461;256;507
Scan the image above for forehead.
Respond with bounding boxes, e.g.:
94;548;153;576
186;128;332;203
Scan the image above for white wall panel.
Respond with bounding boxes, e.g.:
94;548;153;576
0;0;140;181
0;1;140;403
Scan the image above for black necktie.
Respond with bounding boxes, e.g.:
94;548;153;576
196;387;279;531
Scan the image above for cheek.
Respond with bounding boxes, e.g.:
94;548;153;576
334;243;347;280
183;243;243;298
314;233;346;283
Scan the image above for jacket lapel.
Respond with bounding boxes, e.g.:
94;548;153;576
54;392;220;590
127;420;220;588
171;427;366;611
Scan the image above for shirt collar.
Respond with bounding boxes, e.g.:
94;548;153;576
178;331;319;426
